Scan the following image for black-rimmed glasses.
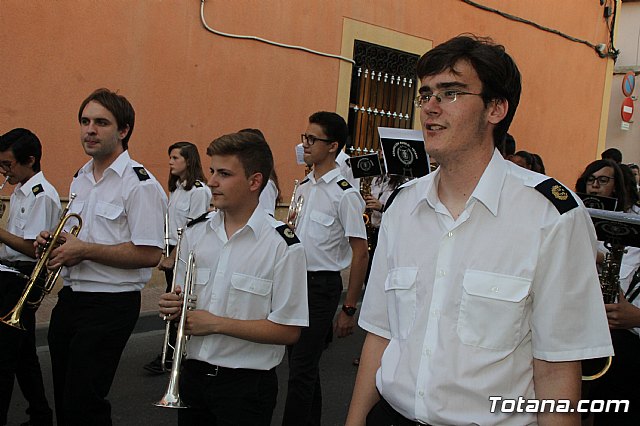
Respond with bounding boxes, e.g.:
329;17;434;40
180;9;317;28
586;175;614;185
301;134;334;146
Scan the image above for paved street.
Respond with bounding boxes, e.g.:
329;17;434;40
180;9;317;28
7;311;366;426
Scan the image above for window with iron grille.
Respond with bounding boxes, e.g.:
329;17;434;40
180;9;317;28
347;40;420;155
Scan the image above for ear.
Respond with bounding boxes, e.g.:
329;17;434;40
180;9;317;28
248;172;264;193
327;141;339;154
487;99;508;125
118;124;131;142
26;155;36;169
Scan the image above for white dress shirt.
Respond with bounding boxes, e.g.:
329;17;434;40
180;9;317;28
258;179;278;216
61;150;168;292
167;180;211;245
360;149;613;425
294;168;366;271
0;171;62;262
179;207;308;370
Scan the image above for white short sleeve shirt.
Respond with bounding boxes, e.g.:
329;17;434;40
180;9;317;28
294;168;366;271
178;207;308;370
168;180;211;245
61;150;168;292
0;172;62;262
360;149;613;425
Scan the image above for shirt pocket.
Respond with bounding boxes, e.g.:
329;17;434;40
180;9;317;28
457;270;531;351
309;210;335;241
94;201;126;242
191;267;211;308
227;273;273;320
384;267;418;340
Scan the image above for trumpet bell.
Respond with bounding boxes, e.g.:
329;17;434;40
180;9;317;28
154;392;187;409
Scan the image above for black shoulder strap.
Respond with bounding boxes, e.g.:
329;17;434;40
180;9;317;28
275;224;300;246
187;211;209;228
133;166;151;181
626;266;640;303
534;178;578;215
383;187;404;213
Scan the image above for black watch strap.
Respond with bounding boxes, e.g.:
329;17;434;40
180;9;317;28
342;304;357;316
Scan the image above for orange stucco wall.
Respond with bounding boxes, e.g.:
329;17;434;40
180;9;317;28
1;0;613;199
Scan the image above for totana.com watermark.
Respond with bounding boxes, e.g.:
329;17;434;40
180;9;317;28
489;396;629;413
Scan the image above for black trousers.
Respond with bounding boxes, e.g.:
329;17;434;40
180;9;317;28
366;398;430;426
178;359;278;426
282;271;342;426
591;329;640;425
47;287;140;426
0;266;52;426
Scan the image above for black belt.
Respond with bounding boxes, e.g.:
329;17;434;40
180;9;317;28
0;259;36;269
183;359;270;378
307;270;340;277
378;397;431;426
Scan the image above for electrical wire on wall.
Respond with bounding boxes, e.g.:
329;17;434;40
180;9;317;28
460;0;619;60
199;0;355;65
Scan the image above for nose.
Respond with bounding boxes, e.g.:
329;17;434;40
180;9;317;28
207;173;218;187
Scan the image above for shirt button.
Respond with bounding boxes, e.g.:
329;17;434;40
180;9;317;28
447;231;453;238
433;309;440;318
491;286;499;293
438;270;445;277
424;348;431;356
418;390;424;397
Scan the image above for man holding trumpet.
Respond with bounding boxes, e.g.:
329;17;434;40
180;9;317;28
0;128;60;426
35;88;167;425
158;131;308;425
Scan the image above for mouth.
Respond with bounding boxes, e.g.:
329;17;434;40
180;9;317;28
424;123;446;131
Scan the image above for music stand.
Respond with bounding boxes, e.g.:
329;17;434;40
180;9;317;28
588;208;640;249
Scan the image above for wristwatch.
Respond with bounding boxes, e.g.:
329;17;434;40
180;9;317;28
342;304;357;316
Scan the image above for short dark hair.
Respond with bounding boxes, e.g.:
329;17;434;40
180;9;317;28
514;150;534;169
167;142;207;192
308;111;349;156
619;163;639;210
0;128;42;172
207;132;273;192
576;159;626;211
417;35;522;146
601;148;622;164
499;133;516;157
78;88;135;150
238;128;282;203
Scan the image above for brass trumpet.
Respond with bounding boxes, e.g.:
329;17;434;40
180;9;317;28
159;227;184;372
155;250;196;409
0;193;82;330
286;179;304;231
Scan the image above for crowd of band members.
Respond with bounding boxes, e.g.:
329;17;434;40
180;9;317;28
0;34;638;426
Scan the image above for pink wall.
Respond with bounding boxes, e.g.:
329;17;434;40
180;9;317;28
1;0;614;197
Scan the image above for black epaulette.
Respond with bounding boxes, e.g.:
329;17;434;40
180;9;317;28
133;167;151;181
383;187;404;213
31;184;44;196
194;180;203;188
337;179;352;190
299;177;310;185
275;224;300;246
187;211;209;228
73;168;80;178
534;178;578;214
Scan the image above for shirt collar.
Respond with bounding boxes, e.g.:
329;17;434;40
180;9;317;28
311;167;341;184
79;150;130;178
418;148;506;217
468;149;507;217
208;205;267;241
16;171;44;196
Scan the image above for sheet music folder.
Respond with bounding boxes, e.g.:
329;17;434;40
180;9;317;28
587;208;640;248
577;192;618;211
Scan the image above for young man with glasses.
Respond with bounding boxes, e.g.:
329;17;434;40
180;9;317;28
282;111;368;426
0;128;60;426
346;35;613;426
